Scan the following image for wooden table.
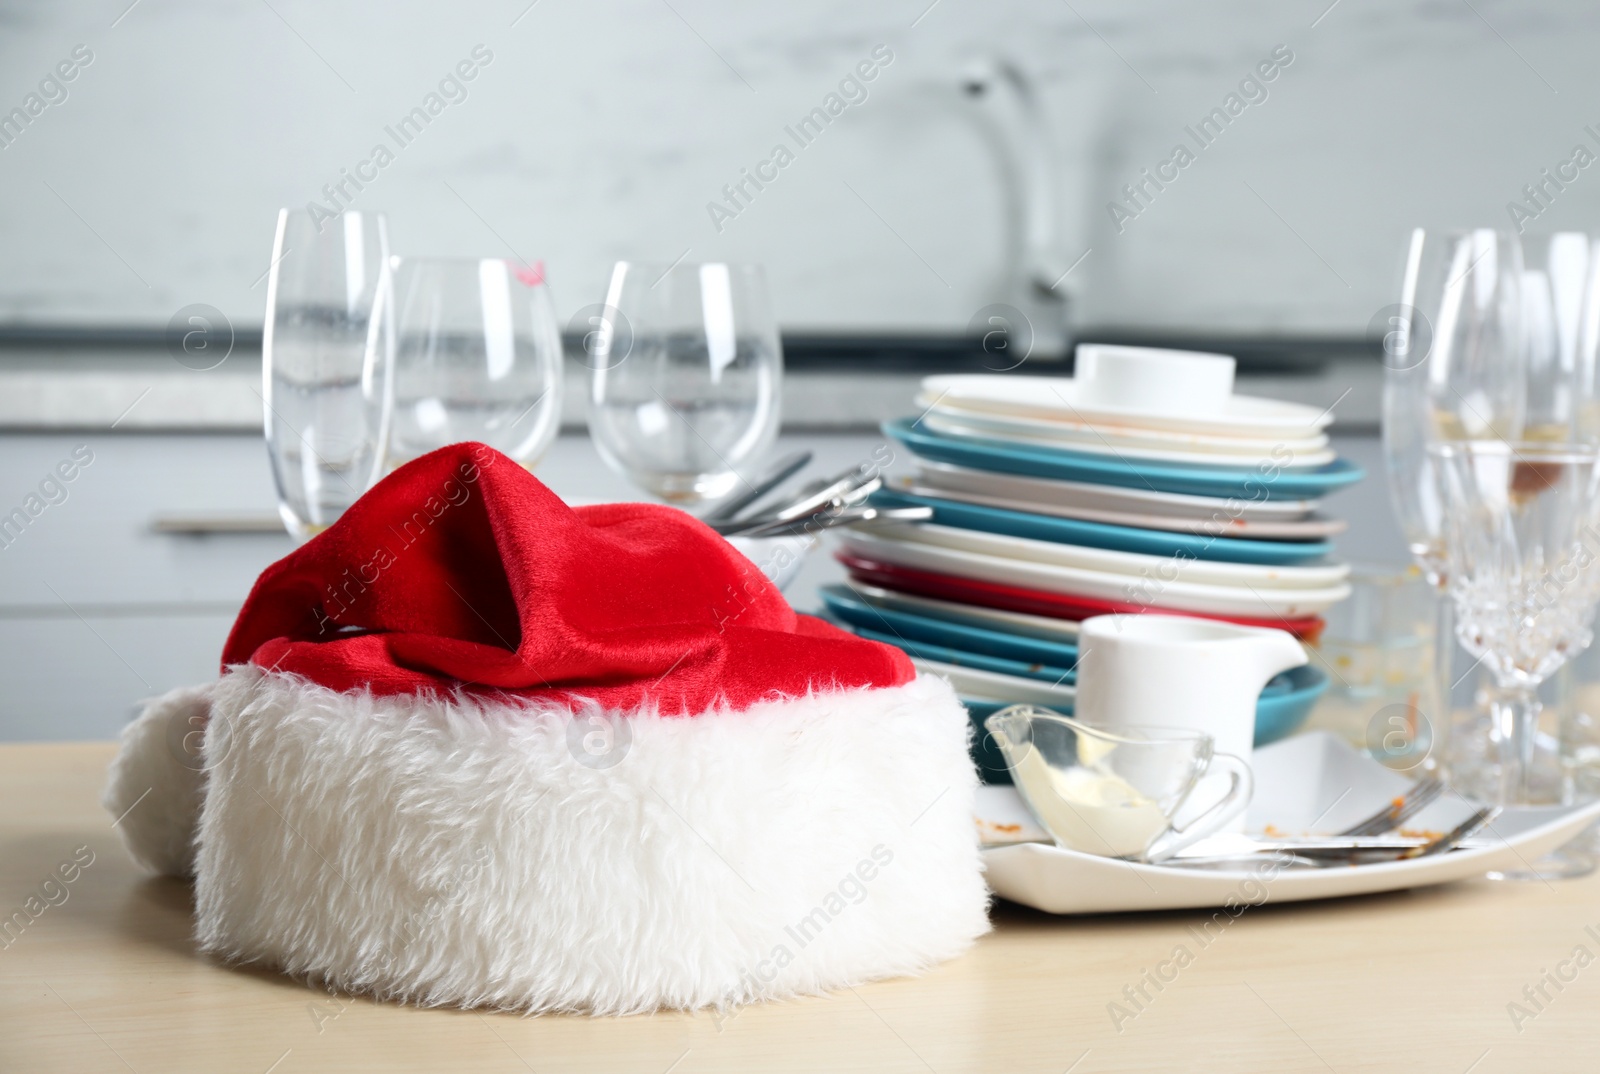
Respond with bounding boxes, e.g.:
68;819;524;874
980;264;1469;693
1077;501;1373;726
3;743;1597;1073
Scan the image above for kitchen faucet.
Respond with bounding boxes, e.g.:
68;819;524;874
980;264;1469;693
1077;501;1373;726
961;56;1072;363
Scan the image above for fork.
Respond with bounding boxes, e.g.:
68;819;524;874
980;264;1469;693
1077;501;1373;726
1401;805;1501;859
1336;777;1445;837
1167;807;1498;868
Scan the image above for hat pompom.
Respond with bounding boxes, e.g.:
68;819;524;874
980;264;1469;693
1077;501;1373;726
102;683;213;878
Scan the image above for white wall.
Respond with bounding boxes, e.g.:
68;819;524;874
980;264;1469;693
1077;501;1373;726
2;0;1599;335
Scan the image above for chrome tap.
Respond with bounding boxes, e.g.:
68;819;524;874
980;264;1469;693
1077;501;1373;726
961;56;1071;362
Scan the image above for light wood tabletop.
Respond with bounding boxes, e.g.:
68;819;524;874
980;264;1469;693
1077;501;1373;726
3;741;1598;1073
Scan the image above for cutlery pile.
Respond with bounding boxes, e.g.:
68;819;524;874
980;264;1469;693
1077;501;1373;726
703;453;933;538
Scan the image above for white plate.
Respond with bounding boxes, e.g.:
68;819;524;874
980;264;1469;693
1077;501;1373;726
899;480;1349;540
978;731;1600;913
911;657;1077;704
922;411;1336;469
847;582;1080;641
921;374;1332;437
838;530;1352;618
920;401;1330;454
913;460;1318;521
864;521;1351;591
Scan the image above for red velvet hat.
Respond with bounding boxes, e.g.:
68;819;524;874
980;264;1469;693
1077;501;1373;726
221;442;913;707
104;444;987;1014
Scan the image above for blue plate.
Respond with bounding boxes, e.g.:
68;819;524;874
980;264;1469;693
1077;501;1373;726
819;583;1080;667
884;418;1363;500
829;599;1301;701
845;623;1077;684
960;664;1329;784
868;488;1333;565
964;698;1020;783
1253;663;1331;745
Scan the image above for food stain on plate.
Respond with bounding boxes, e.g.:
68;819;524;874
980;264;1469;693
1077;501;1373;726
976;817;1036;845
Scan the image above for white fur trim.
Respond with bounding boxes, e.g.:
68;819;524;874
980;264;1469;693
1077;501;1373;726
168;666;988;1013
102;683;213;877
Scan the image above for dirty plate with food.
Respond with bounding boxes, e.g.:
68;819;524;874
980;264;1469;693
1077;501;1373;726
977;732;1600;913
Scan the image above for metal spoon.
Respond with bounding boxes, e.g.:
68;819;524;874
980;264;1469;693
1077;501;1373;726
763;464;882;524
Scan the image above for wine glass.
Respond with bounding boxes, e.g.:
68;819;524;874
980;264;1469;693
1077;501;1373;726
1430;441;1600;833
586;261;782;505
370;257;564;472
1520;232;1600;442
262;208;391;540
1519;232;1600;872
1381;228;1525;772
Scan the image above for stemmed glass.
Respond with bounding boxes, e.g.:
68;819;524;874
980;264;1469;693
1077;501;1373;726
1429;442;1600;822
262;208;392;540
1391;229;1600;879
369;257;564;472
1520;232;1600;442
1381;228;1526;772
1516;232;1600;874
586;261;782;505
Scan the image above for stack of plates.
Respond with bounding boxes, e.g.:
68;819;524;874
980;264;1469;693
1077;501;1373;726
818;371;1362;778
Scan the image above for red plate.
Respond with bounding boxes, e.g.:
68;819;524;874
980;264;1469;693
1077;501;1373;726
835;550;1325;641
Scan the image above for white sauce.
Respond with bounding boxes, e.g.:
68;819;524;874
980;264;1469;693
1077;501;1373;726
1010;747;1170;858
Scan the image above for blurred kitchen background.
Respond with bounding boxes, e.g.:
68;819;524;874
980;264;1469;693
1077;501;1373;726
3;0;1599;737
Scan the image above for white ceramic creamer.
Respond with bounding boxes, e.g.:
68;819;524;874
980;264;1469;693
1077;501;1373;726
1074;614;1308;828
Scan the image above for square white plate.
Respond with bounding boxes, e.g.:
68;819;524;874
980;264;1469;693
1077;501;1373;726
977;731;1600;913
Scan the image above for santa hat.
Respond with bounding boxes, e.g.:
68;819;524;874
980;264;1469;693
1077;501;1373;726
102;443;987;1014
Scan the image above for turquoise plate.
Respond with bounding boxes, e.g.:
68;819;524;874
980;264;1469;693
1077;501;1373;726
960;664;1330;783
824;591;1298;697
846;624;1076;684
1253;663;1332;745
884;418;1363;500
868;488;1332;565
830;605;1303;700
819;583;1080;667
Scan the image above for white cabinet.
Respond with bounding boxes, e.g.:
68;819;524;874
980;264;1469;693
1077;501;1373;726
0;434;292;739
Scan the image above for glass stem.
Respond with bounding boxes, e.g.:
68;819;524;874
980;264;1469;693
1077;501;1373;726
1431;587;1454;778
1491;684;1542;809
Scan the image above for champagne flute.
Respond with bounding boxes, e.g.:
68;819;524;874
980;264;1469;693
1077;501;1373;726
1381;228;1526;774
262;208;391;539
370;257;564;472
586;261;782;505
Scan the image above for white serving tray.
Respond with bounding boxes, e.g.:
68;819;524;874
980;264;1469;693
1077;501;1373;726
977;732;1600;913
